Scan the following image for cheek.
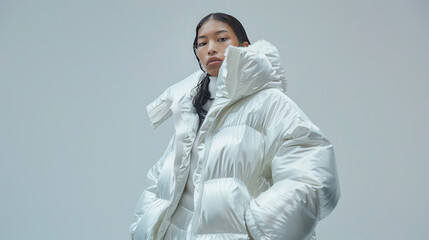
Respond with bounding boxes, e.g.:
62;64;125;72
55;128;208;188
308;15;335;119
221;40;238;53
196;52;205;65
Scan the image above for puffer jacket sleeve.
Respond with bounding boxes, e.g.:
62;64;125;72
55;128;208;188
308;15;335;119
129;133;175;240
244;110;340;239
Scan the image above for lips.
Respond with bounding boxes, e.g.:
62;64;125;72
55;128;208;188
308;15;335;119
207;57;222;66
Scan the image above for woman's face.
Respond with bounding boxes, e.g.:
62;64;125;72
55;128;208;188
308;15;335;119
196;19;249;77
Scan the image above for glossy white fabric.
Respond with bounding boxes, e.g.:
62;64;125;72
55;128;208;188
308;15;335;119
176;75;217;213
130;40;340;240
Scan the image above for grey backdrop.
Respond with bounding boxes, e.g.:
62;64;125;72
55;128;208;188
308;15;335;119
1;0;428;239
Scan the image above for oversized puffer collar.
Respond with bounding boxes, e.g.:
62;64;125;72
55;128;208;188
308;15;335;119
214;39;287;103
146;39;286;128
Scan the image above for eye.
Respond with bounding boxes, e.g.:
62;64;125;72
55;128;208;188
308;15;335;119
197;42;206;48
218;37;227;42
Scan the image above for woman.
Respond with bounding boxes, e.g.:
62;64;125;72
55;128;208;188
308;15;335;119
130;12;340;240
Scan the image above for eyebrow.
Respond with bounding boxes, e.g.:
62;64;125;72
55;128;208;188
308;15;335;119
197;30;228;39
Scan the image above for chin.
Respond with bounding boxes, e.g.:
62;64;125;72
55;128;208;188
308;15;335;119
208;70;219;77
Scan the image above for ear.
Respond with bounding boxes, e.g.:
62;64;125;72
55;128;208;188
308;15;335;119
242;41;249;47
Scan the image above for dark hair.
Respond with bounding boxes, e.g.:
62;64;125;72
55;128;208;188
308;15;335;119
192;12;251;126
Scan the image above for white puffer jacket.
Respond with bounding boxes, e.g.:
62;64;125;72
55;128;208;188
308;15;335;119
130;40;340;240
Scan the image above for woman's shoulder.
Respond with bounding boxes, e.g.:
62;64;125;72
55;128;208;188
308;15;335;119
146;70;203;128
248;88;314;125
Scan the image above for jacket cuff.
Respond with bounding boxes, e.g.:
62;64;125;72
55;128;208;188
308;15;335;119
245;201;268;240
146;98;172;129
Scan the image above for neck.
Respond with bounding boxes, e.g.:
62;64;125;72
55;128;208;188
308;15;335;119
208;75;217;99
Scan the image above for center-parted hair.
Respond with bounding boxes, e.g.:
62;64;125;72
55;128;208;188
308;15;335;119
192;12;251;126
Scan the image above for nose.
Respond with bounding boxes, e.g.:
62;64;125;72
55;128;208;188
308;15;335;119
207;40;217;55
